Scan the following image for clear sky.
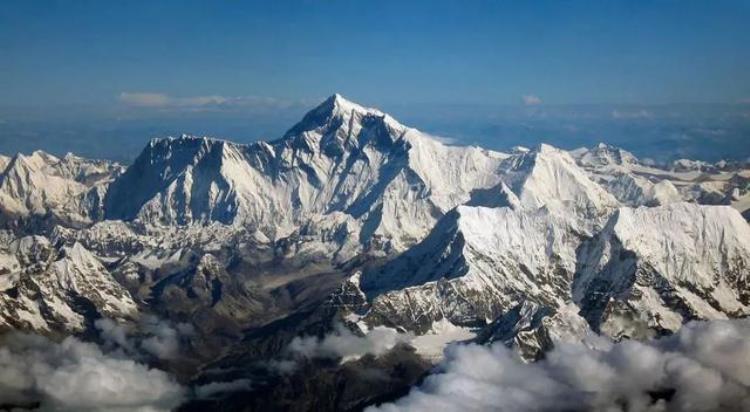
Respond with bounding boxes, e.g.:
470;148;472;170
2;0;749;108
0;1;749;162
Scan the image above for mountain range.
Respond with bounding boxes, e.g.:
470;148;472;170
1;94;749;411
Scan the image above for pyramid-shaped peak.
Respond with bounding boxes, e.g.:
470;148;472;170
318;93;384;117
9;150;59;170
283;94;402;140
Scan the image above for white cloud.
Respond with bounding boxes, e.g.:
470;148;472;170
611;109;653;119
262;324;410;377
287;324;410;363
95;315;194;360
369;319;750;412
0;333;186;411
139;316;194;360
522;95;542;106
118;92;171;107
118;91;312;111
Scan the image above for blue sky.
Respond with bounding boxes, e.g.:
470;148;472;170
2;0;749;106
0;0;749;161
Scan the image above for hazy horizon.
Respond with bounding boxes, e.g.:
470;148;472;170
1;97;749;163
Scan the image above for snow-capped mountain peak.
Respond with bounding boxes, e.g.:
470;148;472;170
101;97;508;253
280;93;407;156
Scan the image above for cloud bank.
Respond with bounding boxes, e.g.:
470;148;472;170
369;319;750;412
0;333;185;411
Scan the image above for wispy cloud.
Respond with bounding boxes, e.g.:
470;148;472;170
118;92;172;107
118;92;314;111
428;134;459;145
611;108;653;119
522;95;542;106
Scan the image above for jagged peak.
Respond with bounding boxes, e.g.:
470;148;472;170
148;134;238;148
143;135;255;166
16;150;58;162
502;143;567;172
3;150;60;174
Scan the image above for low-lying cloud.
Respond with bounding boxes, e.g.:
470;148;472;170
95;315;194;360
0;333;185;411
369;319;750;412
286;323;410;363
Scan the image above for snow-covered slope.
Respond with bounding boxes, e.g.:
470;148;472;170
0;151;121;228
490;144;619;218
360;205;579;333
358;144;622;334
